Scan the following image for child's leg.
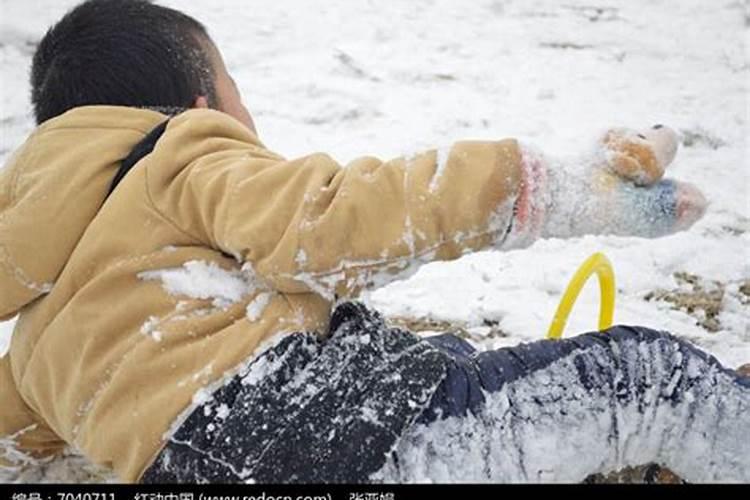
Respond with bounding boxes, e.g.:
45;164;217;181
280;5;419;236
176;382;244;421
380;326;750;483
142;302;749;483
141;302;448;483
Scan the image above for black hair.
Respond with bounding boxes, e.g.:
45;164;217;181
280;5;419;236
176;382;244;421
30;0;218;124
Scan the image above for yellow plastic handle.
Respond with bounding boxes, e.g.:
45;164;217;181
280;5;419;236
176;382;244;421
546;252;615;340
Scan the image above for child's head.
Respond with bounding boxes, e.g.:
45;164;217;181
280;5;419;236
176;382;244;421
30;0;255;132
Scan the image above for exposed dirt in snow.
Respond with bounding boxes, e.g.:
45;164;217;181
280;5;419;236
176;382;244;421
387;316;511;343
643;273;750;345
645;272;728;333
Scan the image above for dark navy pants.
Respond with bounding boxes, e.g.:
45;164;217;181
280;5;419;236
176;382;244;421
142;302;750;483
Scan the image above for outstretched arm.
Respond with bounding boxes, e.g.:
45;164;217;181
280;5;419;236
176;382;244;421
146;111;525;299
147;111;705;300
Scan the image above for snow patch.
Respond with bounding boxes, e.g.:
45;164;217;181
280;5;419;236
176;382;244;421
139;316;163;342
295;249;308;266
246;292;273;322
138;260;256;309
428;146;452;192
0;425;42;470
0;317;16;358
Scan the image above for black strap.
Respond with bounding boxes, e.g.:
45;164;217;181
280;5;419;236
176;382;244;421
107;119;170;198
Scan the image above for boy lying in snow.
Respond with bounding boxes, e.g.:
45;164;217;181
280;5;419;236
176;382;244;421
1;0;747;483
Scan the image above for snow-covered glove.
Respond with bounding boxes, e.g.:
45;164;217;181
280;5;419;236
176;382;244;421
507;125;707;245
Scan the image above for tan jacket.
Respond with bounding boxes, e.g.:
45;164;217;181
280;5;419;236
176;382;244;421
0;106;522;481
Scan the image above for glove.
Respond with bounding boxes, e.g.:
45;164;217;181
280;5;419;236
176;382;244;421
507;124;707;246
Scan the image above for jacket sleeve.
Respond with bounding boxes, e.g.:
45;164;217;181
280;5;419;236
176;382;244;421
145;110;523;299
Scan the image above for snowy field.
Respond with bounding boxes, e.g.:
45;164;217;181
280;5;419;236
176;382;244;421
1;0;748;483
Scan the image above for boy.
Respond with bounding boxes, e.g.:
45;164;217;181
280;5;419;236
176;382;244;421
1;0;747;483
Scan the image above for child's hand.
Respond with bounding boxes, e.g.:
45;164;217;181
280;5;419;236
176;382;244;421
512;125;708;243
600;125;679;186
588;124;707;235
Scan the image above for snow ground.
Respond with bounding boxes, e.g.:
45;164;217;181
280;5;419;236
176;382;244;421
0;0;748;483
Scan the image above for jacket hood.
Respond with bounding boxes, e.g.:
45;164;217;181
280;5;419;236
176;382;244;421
0;106;165;319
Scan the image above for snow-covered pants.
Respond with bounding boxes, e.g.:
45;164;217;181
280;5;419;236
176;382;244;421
141;302;750;483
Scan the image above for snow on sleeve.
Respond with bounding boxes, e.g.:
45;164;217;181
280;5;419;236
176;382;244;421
295;249;308;266
139;316;163;342
246;292;273;322
138;260;258;309
0;317;16;358
428;146;452;193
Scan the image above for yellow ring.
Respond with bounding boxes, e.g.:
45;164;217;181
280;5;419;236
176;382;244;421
546;252;615;340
